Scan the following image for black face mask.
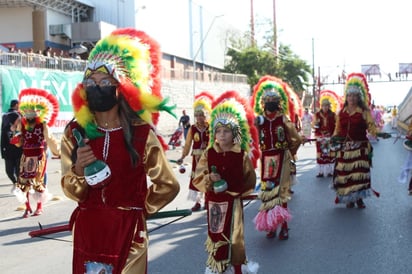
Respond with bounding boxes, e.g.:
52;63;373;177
264;101;279;112
86;85;118;112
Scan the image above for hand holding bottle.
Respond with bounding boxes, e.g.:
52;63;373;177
73;129;111;188
211;165;227;193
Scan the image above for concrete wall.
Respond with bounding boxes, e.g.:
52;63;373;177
157;78;251;136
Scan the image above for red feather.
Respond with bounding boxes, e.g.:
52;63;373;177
19;88;59;127
112;28;162;100
212;90;260;168
195;90;214;102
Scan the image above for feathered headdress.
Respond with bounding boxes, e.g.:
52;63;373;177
18;88;59;127
251;75;295;120
210;90;260;168
344;72;371;107
285;85;303;123
72;28;175;139
193;91;214;118
319;89;343;113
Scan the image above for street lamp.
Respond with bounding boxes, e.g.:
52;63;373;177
192;14;224;101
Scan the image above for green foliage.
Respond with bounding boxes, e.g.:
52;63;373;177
224;38;312;94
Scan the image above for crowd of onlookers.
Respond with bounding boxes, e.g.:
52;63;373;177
0;46;86;71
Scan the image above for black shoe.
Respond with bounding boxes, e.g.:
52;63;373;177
356;199;366;209
316;173;324;178
346;202;355;208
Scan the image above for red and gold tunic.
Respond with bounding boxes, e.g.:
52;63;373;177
17;122;60;192
333;106;378;204
193;143;256;273
181;122;209;191
61;121;179;274
313;110;336;165
257;114;301;205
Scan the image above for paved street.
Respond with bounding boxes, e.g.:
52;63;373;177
1;123;412;273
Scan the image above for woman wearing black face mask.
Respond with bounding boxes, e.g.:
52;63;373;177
60;28;180;274
251;76;302;241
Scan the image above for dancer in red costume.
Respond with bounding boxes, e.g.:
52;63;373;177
332;72;379;209
60;28;180;274
12;88;60;218
177;91;213;211
312;90;340;178
193;90;259;274
251;76;302;240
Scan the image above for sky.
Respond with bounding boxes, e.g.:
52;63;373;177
195;0;412;105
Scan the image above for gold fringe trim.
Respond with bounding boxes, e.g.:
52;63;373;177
342;149;361;159
335;183;370;195
258;185;290;211
335;160;370;171
205;236;231;273
334;172;370;184
259;186;280;201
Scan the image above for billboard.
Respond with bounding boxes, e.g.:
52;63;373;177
1;67;83;133
361;64;381;76
398;63;412;74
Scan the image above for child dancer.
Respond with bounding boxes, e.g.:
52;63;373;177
193;90;259;274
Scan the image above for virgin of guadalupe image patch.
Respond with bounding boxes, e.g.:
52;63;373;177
208;201;229;233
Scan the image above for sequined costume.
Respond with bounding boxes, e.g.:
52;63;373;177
61;121;179;274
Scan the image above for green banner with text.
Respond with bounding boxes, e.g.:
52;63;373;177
1;67;83;132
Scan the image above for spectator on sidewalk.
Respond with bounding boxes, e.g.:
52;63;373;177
178;109;190;140
391;105;398;129
1;99;22;192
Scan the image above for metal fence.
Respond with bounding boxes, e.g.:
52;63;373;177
0;52;87;71
0;52;248;84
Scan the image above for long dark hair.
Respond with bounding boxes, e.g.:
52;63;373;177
117;94;141;167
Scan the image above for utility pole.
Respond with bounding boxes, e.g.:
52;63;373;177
312;38;316;113
250;0;255;47
273;0;277;57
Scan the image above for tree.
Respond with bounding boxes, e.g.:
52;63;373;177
224;34;312;97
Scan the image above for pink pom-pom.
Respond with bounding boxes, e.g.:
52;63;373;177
266;205;292;229
253;211;269;231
